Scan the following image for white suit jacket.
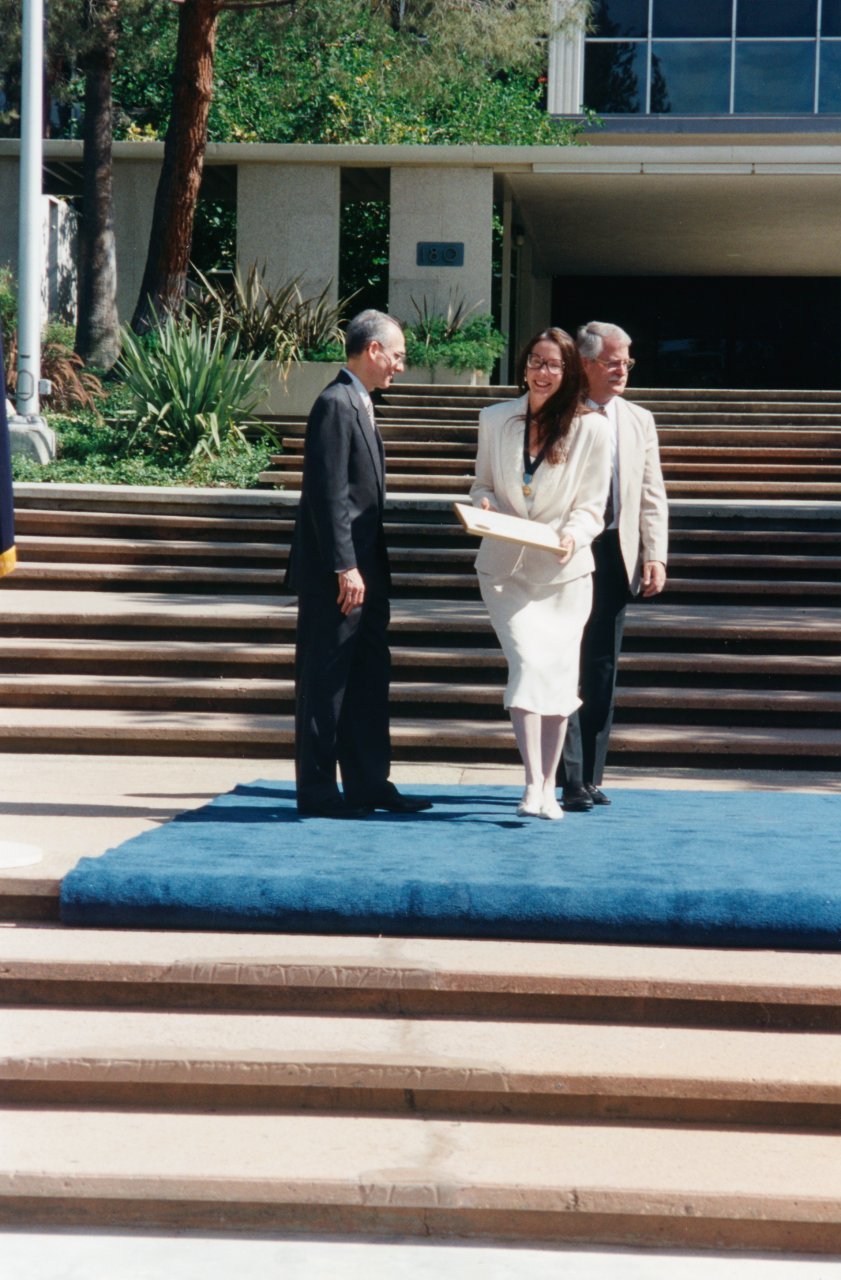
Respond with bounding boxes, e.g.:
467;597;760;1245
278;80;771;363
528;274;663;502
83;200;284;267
613;397;669;595
469;394;611;587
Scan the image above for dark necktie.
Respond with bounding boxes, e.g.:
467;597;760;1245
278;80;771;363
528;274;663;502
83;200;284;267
594;403;615;526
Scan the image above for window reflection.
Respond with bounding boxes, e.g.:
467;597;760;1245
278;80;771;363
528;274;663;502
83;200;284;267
820;41;841;110
590;0;649;39
736;0;818;39
652;0;732;39
650;42;731;113
735;42;816;112
823;1;841;38
584;42;646;113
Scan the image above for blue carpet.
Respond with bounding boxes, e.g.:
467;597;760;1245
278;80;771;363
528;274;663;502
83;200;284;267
60;783;841;949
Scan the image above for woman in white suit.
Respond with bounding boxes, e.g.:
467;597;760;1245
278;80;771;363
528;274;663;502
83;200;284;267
470;328;611;820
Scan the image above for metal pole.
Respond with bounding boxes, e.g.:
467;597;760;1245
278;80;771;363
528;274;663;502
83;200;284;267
16;0;44;419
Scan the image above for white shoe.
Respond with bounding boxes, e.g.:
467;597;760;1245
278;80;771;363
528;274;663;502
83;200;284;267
540;795;564;821
516;786;542;817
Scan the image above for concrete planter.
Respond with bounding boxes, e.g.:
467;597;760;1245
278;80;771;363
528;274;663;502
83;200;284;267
252;360;491;418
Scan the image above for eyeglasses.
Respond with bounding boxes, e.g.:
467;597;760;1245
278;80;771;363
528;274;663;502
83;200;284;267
526;355;563;375
592;358;636;372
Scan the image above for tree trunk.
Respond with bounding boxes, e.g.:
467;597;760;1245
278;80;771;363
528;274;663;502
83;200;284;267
74;0;121;370
130;0;220;332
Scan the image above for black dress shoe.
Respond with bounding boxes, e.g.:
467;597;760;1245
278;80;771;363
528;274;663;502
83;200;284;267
586;784;611;806
562;785;594;813
370;792;433;814
298;799;373;819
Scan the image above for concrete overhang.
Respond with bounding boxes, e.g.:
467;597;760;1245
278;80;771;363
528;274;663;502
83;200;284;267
5;137;841;279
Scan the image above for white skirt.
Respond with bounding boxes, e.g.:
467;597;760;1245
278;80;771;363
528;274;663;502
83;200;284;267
479;571;592;716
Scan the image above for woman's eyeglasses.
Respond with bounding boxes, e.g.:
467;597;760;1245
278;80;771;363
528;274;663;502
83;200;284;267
526;355;563;375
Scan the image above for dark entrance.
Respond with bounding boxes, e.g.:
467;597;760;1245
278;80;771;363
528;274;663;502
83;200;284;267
551;276;841;389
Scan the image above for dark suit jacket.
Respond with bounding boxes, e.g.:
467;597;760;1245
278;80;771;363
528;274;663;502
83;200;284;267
286;370;389;595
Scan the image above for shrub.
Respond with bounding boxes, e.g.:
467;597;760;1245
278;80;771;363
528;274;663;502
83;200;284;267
189;264;353;363
403;296;506;375
116;313;275;460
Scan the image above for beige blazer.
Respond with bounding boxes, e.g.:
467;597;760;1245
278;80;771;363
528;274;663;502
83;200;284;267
469;394;611;587
614;397;669;595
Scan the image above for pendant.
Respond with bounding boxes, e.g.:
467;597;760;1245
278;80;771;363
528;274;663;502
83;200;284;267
522;484;532;496
523;472;533;497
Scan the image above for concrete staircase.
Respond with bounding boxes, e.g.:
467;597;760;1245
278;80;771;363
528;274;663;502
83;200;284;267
261;384;841;499
5;468;841;766
3;924;841;1249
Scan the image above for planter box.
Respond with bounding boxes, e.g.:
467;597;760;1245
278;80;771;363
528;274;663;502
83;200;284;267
253;361;491;418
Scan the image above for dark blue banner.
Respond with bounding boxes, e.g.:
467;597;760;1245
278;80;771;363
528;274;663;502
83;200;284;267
0;327;15;577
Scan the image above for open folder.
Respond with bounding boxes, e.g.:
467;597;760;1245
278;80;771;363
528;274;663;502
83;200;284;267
453;501;562;554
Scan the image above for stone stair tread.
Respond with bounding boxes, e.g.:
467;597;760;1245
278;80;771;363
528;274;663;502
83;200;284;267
0;637;292;662
614;687;841;711
17;535;284;561
5;1008;841;1102
2;590;839;638
0;709;834;754
671;552;841;569
8;562;283;585
3;1108;841;1242
6;925;841;1005
14;509;292;537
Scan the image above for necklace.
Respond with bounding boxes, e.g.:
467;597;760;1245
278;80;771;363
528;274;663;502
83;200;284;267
522;410;548;496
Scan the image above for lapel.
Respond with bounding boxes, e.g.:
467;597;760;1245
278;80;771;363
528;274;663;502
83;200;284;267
615;396;636;502
338;370;384;495
500;396;531;518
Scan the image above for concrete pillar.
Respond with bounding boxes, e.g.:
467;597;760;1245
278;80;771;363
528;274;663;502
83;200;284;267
112;159;160;323
513;238;552;361
388;166;493;324
547;1;586;116
237;164;340;302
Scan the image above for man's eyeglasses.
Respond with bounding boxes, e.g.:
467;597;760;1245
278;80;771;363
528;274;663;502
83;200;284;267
592;358;636;372
526;354;563;375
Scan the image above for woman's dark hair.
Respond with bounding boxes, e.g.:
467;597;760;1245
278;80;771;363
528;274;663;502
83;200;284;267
514;327;584;464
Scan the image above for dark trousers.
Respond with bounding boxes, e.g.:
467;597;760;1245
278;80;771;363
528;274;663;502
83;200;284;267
560;530;630;788
294;585;392;808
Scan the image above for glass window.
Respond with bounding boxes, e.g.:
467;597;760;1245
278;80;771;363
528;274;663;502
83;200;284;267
737;0;818;39
652;0;732;39
735;41;816;112
650;42;731;113
589;0;649;39
823;2;841;38
820;41;841;109
584;42;647;112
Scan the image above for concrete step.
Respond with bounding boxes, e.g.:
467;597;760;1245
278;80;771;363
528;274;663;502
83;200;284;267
13;507;293;540
2;591;839;645
5;562;284;592
16;536;285;566
0;708;836;758
5;1007;841;1124
3;1107;841;1248
5;926;841;1025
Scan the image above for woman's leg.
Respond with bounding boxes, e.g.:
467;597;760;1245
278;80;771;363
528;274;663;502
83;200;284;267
541;714;568;794
509;706;543;812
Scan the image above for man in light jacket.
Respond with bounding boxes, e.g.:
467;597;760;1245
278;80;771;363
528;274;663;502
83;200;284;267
560;321;669;811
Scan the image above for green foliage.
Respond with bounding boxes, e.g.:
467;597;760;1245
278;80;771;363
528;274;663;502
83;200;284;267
11;400;272;489
189;265;352;362
0;265;15;352
340;201;389;314
116;314;273;460
403;300;506;374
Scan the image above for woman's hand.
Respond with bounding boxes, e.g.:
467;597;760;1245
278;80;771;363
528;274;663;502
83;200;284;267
480;497;499;513
556;534;574;566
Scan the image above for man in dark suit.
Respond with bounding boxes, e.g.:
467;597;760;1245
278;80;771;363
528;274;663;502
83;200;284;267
560;321;669;812
287;310;433;818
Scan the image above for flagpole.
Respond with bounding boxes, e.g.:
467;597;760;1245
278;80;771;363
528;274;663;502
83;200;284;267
15;0;44;421
0;0;45;868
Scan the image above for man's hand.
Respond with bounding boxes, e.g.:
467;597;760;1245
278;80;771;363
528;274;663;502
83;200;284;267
556;534;575;566
337;567;365;615
641;560;666;597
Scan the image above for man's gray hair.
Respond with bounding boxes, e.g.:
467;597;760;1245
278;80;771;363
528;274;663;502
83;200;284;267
577;321;632;360
345;309;403;357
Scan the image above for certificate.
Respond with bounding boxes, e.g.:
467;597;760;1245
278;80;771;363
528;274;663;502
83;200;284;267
453;502;562;554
